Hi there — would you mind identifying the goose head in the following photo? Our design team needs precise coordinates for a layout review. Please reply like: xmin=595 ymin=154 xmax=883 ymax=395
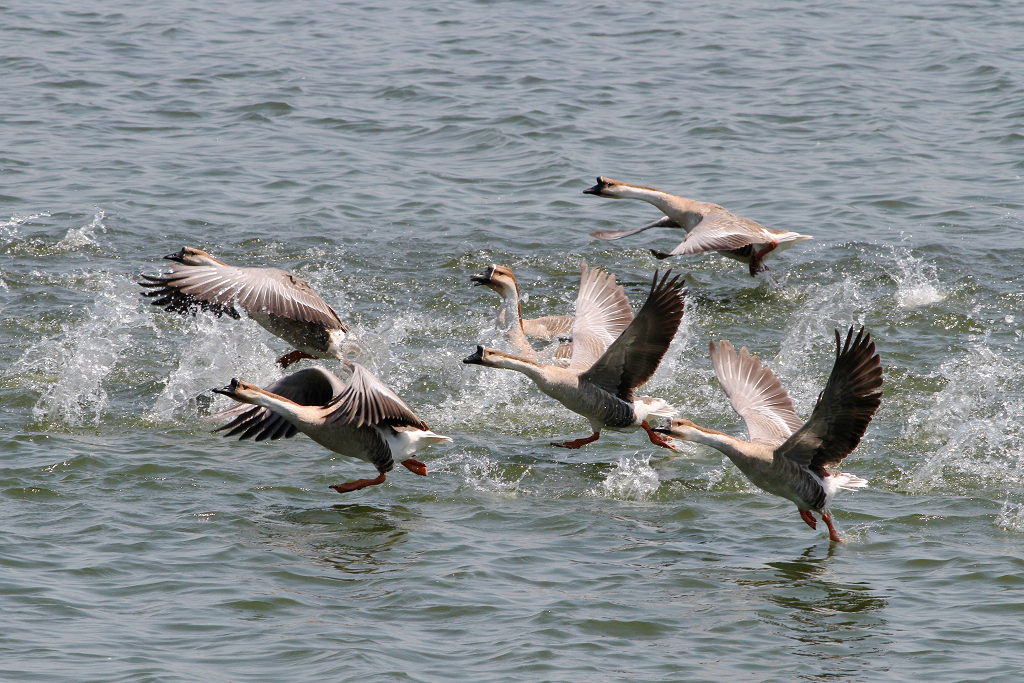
xmin=652 ymin=418 xmax=708 ymax=441
xmin=470 ymin=264 xmax=520 ymax=298
xmin=462 ymin=345 xmax=539 ymax=370
xmin=583 ymin=176 xmax=631 ymax=198
xmin=212 ymin=378 xmax=264 ymax=405
xmin=164 ymin=246 xmax=227 ymax=267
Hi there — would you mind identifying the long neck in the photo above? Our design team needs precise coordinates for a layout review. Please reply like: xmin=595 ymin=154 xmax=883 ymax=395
xmin=242 ymin=387 xmax=319 ymax=425
xmin=494 ymin=285 xmax=536 ymax=359
xmin=682 ymin=424 xmax=754 ymax=464
xmin=614 ymin=185 xmax=708 ymax=227
xmin=485 ymin=351 xmax=548 ymax=384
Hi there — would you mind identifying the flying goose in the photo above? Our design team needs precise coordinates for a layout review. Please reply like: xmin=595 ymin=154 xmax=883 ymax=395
xmin=212 ymin=363 xmax=451 ymax=493
xmin=471 ymin=263 xmax=575 ymax=361
xmin=140 ymin=247 xmax=351 ymax=367
xmin=464 ymin=268 xmax=685 ymax=450
xmin=654 ymin=327 xmax=882 ymax=543
xmin=583 ymin=176 xmax=811 ymax=276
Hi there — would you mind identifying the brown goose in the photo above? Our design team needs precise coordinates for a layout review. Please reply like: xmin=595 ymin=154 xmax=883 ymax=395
xmin=212 ymin=363 xmax=451 ymax=493
xmin=470 ymin=263 xmax=579 ymax=363
xmin=654 ymin=327 xmax=882 ymax=543
xmin=464 ymin=268 xmax=685 ymax=450
xmin=583 ymin=176 xmax=812 ymax=276
xmin=140 ymin=247 xmax=350 ymax=367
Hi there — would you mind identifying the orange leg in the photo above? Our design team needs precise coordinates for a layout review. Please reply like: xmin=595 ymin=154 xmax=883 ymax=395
xmin=553 ymin=431 xmax=600 ymax=449
xmin=401 ymin=458 xmax=428 ymax=476
xmin=821 ymin=511 xmax=845 ymax=544
xmin=799 ymin=508 xmax=817 ymax=530
xmin=277 ymin=350 xmax=316 ymax=368
xmin=642 ymin=420 xmax=678 ymax=450
xmin=330 ymin=472 xmax=386 ymax=494
xmin=748 ymin=241 xmax=778 ymax=277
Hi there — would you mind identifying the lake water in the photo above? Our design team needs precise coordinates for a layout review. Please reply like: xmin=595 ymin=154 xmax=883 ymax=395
xmin=3 ymin=1 xmax=1024 ymax=681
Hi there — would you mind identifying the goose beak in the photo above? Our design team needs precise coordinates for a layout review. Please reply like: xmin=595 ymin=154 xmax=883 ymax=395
xmin=582 ymin=176 xmax=606 ymax=195
xmin=462 ymin=346 xmax=485 ymax=365
xmin=651 ymin=426 xmax=672 ymax=435
xmin=470 ymin=265 xmax=496 ymax=286
xmin=163 ymin=248 xmax=187 ymax=262
xmin=211 ymin=378 xmax=240 ymax=397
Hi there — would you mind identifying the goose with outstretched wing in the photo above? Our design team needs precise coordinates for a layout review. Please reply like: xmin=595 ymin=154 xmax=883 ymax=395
xmin=655 ymin=327 xmax=883 ymax=543
xmin=212 ymin=362 xmax=451 ymax=494
xmin=141 ymin=247 xmax=351 ymax=367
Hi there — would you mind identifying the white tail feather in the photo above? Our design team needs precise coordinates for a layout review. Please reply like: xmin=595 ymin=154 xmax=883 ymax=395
xmin=634 ymin=397 xmax=677 ymax=420
xmin=833 ymin=472 xmax=868 ymax=491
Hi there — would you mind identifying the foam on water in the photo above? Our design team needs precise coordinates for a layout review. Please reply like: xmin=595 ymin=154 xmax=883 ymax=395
xmin=7 ymin=273 xmax=148 ymax=428
xmin=594 ymin=454 xmax=660 ymax=500
xmin=54 ymin=211 xmax=106 ymax=253
xmin=1 ymin=212 xmax=50 ymax=241
xmin=146 ymin=313 xmax=282 ymax=424
xmin=888 ymin=246 xmax=946 ymax=309
xmin=432 ymin=451 xmax=531 ymax=495
xmin=903 ymin=339 xmax=1024 ymax=496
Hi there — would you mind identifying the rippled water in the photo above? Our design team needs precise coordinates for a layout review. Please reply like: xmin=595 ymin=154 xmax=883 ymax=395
xmin=3 ymin=1 xmax=1024 ymax=680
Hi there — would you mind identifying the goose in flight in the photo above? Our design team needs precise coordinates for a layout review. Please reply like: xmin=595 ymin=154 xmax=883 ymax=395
xmin=654 ymin=327 xmax=882 ymax=542
xmin=212 ymin=363 xmax=451 ymax=493
xmin=141 ymin=247 xmax=350 ymax=367
xmin=464 ymin=267 xmax=685 ymax=450
xmin=583 ymin=176 xmax=811 ymax=276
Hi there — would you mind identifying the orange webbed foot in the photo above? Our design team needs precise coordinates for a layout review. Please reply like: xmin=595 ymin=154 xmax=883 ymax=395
xmin=643 ymin=421 xmax=678 ymax=451
xmin=799 ymin=509 xmax=817 ymax=530
xmin=277 ymin=350 xmax=316 ymax=368
xmin=822 ymin=511 xmax=845 ymax=544
xmin=552 ymin=432 xmax=601 ymax=449
xmin=401 ymin=458 xmax=428 ymax=476
xmin=330 ymin=472 xmax=387 ymax=493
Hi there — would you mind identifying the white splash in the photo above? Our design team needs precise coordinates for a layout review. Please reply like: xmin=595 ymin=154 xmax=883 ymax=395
xmin=432 ymin=451 xmax=530 ymax=494
xmin=55 ymin=211 xmax=106 ymax=252
xmin=1 ymin=212 xmax=50 ymax=240
xmin=888 ymin=247 xmax=945 ymax=308
xmin=997 ymin=500 xmax=1024 ymax=533
xmin=903 ymin=341 xmax=1024 ymax=493
xmin=8 ymin=274 xmax=146 ymax=427
xmin=597 ymin=454 xmax=660 ymax=499
xmin=147 ymin=314 xmax=280 ymax=423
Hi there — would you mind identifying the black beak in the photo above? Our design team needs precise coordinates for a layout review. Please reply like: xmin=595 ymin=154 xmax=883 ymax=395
xmin=651 ymin=426 xmax=672 ymax=435
xmin=582 ymin=176 xmax=605 ymax=195
xmin=163 ymin=247 xmax=187 ymax=262
xmin=470 ymin=265 xmax=496 ymax=286
xmin=462 ymin=346 xmax=485 ymax=364
xmin=211 ymin=378 xmax=240 ymax=397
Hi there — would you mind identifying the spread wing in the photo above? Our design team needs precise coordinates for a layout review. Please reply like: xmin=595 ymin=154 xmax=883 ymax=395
xmin=580 ymin=270 xmax=686 ymax=400
xmin=591 ymin=216 xmax=679 ymax=241
xmin=567 ymin=263 xmax=634 ymax=370
xmin=326 ymin=362 xmax=428 ymax=430
xmin=656 ymin=212 xmax=767 ymax=257
xmin=141 ymin=262 xmax=346 ymax=329
xmin=212 ymin=366 xmax=345 ymax=441
xmin=710 ymin=339 xmax=803 ymax=446
xmin=774 ymin=327 xmax=883 ymax=476
xmin=524 ymin=314 xmax=574 ymax=340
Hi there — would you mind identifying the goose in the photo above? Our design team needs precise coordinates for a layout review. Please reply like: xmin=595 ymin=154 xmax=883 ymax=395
xmin=464 ymin=268 xmax=685 ymax=450
xmin=140 ymin=247 xmax=351 ymax=367
xmin=471 ymin=263 xmax=575 ymax=361
xmin=212 ymin=363 xmax=452 ymax=493
xmin=653 ymin=327 xmax=882 ymax=543
xmin=583 ymin=176 xmax=812 ymax=276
